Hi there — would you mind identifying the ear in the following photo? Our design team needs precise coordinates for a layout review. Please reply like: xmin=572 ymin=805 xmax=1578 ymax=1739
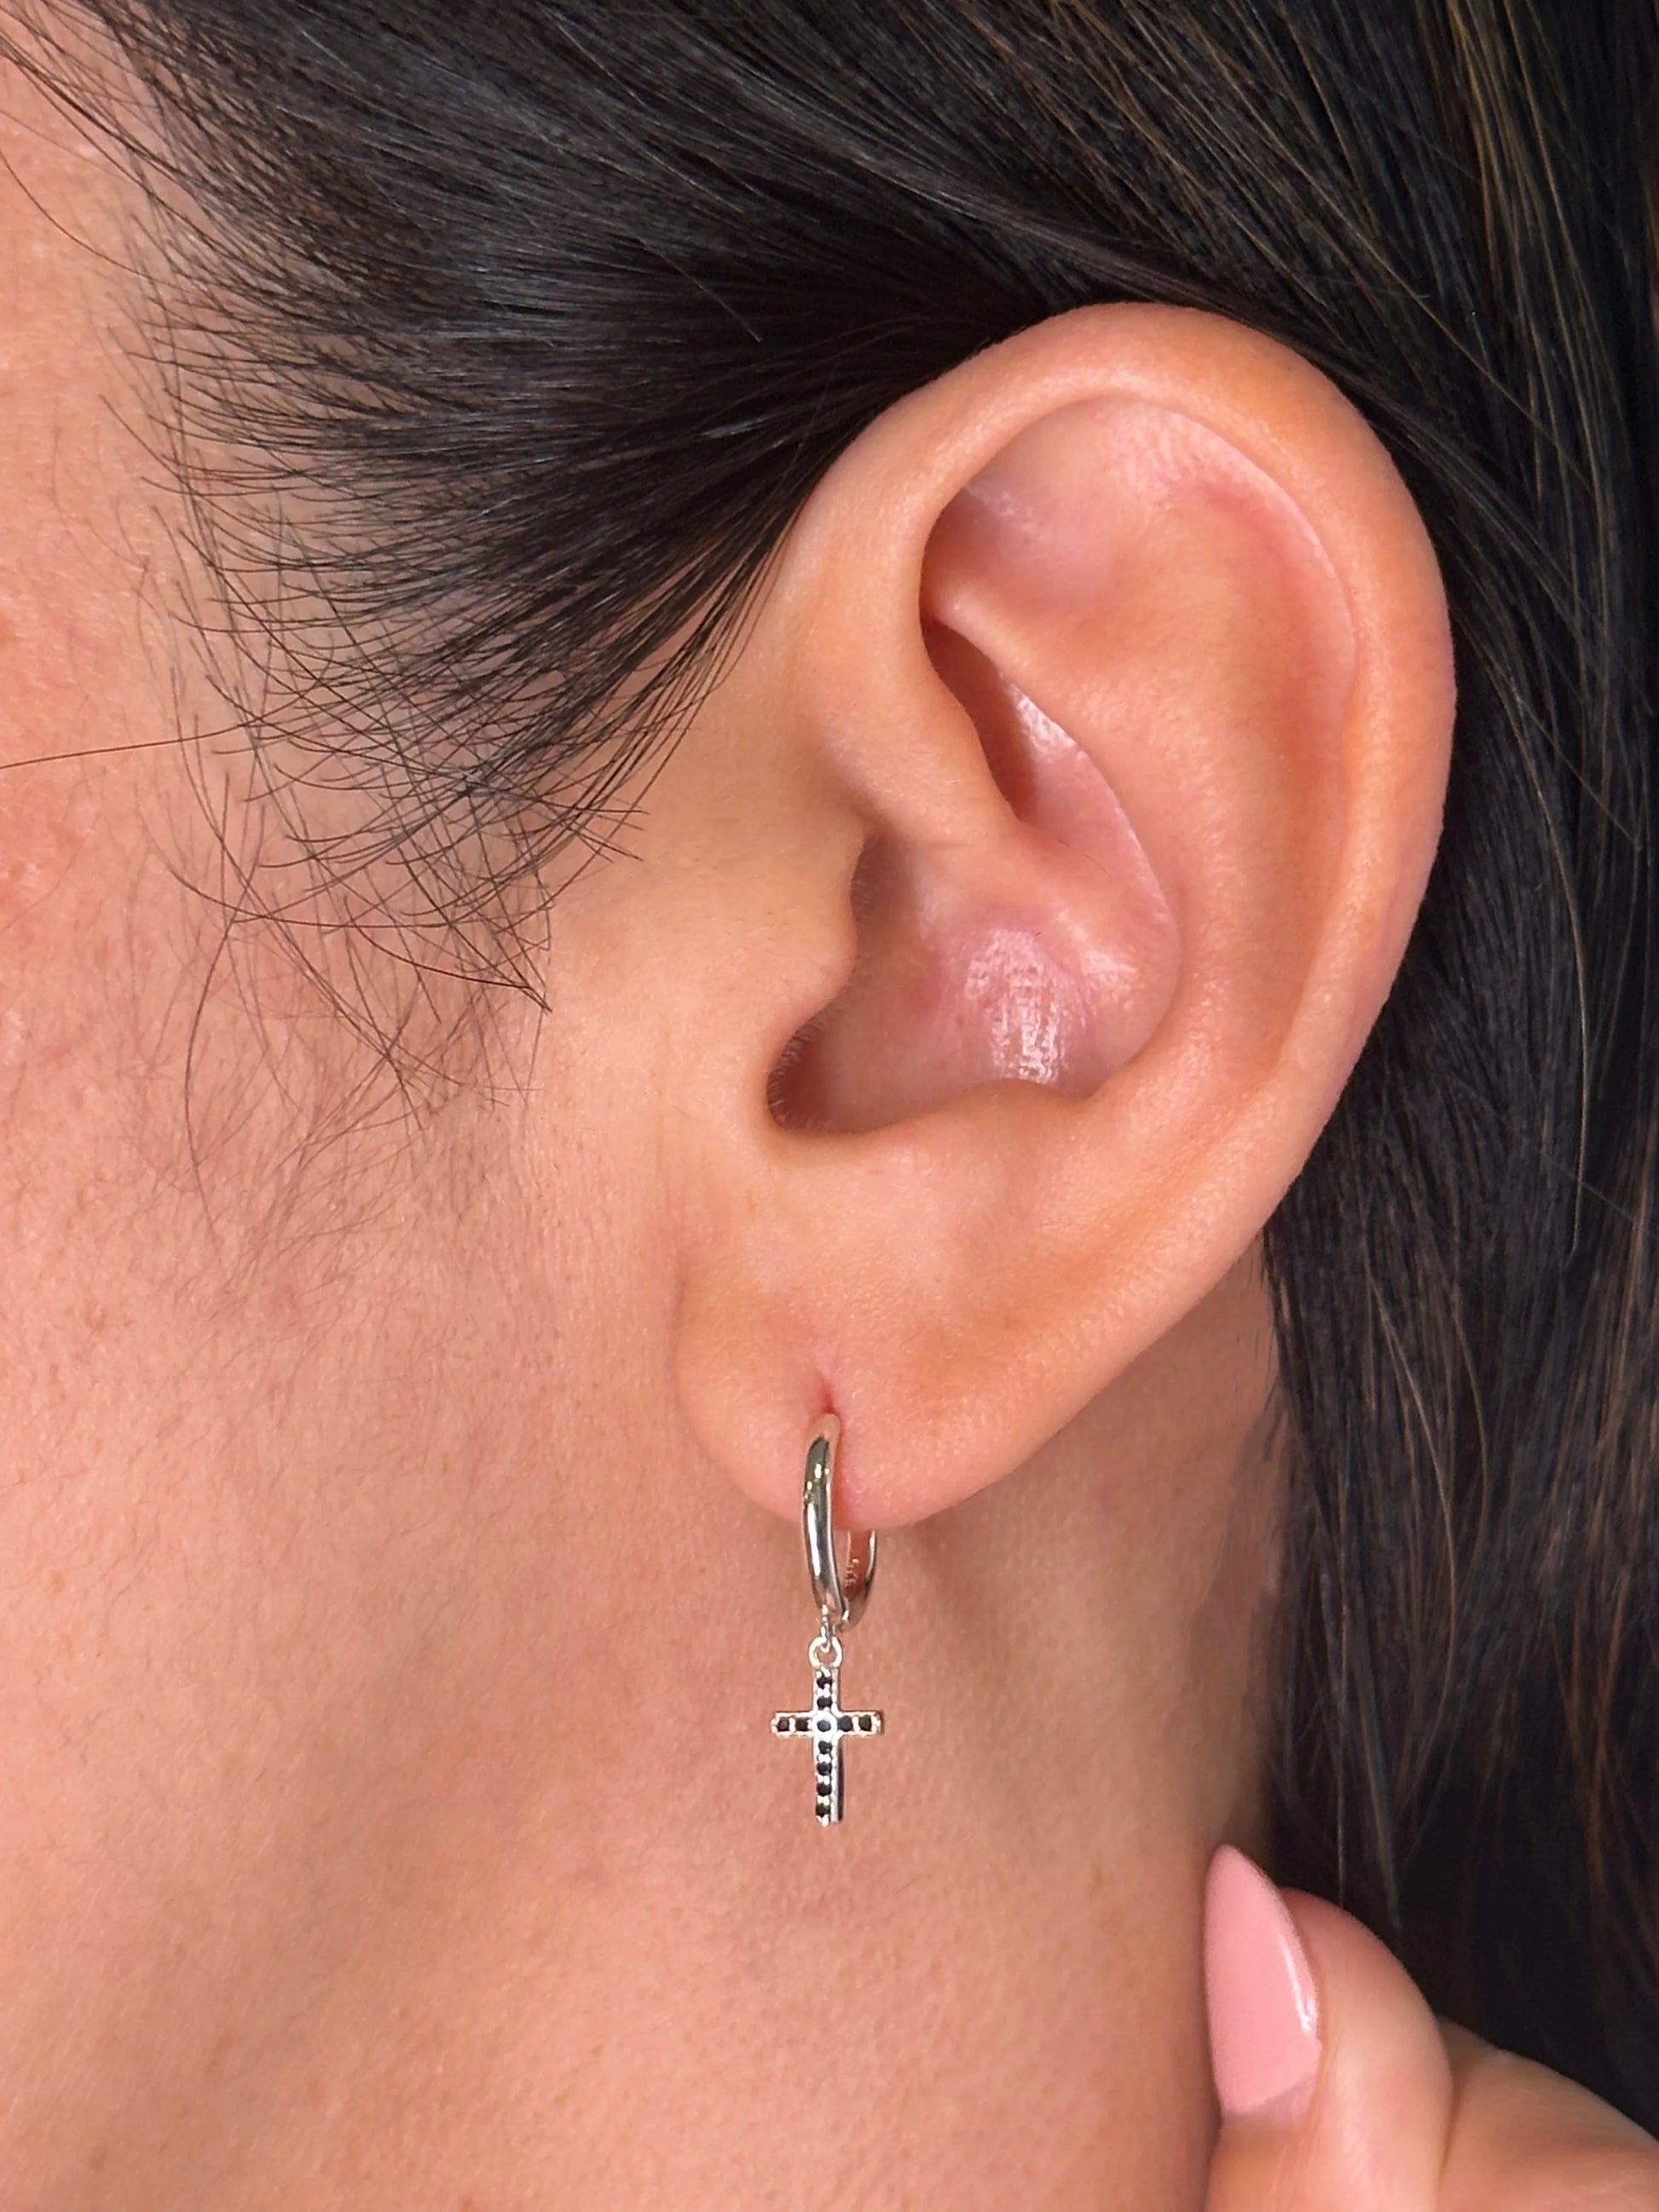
xmin=658 ymin=303 xmax=1453 ymax=1528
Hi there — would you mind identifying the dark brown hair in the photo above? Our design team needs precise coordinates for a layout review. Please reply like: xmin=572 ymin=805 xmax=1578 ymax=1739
xmin=11 ymin=0 xmax=1659 ymax=2127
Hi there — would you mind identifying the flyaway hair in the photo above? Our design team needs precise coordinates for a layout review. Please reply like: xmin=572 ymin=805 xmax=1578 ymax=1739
xmin=7 ymin=0 xmax=1658 ymax=2127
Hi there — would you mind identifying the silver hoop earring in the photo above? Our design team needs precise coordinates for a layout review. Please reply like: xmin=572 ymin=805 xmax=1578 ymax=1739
xmin=770 ymin=1413 xmax=885 ymax=1826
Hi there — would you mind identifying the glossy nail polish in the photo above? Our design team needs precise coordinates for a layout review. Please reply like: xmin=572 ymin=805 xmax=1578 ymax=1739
xmin=1203 ymin=1845 xmax=1323 ymax=2122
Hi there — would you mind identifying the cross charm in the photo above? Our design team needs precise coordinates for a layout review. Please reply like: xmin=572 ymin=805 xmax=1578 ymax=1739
xmin=772 ymin=1655 xmax=884 ymax=1825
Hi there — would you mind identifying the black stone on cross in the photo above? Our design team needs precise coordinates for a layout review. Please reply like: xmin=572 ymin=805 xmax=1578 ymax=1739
xmin=772 ymin=1663 xmax=883 ymax=1825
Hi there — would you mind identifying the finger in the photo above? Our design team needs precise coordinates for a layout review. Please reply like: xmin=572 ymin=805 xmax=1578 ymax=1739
xmin=1203 ymin=1845 xmax=1454 ymax=2212
xmin=1438 ymin=2030 xmax=1659 ymax=2211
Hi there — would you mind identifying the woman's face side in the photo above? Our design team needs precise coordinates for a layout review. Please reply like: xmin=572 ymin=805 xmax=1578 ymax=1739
xmin=0 ymin=37 xmax=1423 ymax=2207
xmin=0 ymin=52 xmax=738 ymax=2178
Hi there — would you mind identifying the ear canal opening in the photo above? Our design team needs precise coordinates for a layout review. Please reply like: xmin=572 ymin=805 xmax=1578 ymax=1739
xmin=766 ymin=624 xmax=1180 ymax=1137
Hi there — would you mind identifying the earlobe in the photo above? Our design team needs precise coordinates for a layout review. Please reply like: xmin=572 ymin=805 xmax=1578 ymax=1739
xmin=666 ymin=306 xmax=1454 ymax=1528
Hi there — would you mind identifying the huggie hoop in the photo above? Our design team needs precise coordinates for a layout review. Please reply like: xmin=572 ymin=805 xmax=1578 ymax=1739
xmin=774 ymin=1415 xmax=887 ymax=1826
xmin=802 ymin=1414 xmax=877 ymax=1632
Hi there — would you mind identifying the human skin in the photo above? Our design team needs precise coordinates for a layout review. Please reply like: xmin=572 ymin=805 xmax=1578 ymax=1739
xmin=0 ymin=56 xmax=1283 ymax=2210
xmin=6 ymin=32 xmax=1654 ymax=2212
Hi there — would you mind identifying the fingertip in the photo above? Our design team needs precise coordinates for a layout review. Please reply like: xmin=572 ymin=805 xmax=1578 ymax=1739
xmin=1279 ymin=1885 xmax=1458 ymax=2159
xmin=1203 ymin=1868 xmax=1457 ymax=2212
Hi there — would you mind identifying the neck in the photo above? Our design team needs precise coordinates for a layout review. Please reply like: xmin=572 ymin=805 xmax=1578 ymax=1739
xmin=462 ymin=1297 xmax=1282 ymax=2209
xmin=15 ymin=1268 xmax=1278 ymax=2209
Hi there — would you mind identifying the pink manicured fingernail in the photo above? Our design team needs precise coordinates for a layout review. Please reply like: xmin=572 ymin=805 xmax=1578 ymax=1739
xmin=1203 ymin=1845 xmax=1323 ymax=2122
